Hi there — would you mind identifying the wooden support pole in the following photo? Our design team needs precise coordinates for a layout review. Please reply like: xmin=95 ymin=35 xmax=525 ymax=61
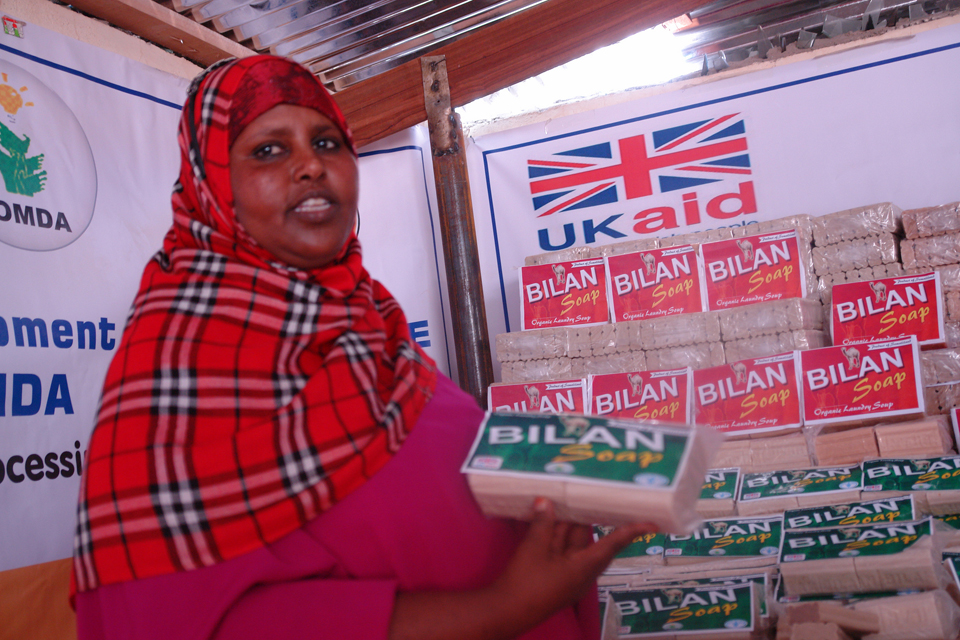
xmin=421 ymin=55 xmax=493 ymax=405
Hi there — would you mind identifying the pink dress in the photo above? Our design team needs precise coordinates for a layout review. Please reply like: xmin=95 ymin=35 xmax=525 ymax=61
xmin=75 ymin=374 xmax=600 ymax=639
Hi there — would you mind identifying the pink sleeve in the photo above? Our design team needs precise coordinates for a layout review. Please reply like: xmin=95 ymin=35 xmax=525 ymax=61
xmin=211 ymin=579 xmax=398 ymax=640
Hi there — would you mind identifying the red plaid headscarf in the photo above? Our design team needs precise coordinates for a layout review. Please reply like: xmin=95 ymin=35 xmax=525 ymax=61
xmin=72 ymin=55 xmax=437 ymax=591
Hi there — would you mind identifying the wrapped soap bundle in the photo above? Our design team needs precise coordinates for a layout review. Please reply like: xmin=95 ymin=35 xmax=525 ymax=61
xmin=830 ymin=271 xmax=946 ymax=349
xmin=735 ymin=465 xmax=862 ymax=517
xmin=602 ymin=582 xmax=766 ymax=640
xmin=818 ymin=263 xmax=905 ymax=306
xmin=811 ymin=203 xmax=903 ymax=277
xmin=462 ymin=412 xmax=721 ymax=531
xmin=862 ymin=455 xmax=960 ymax=516
xmin=901 ymin=201 xmax=960 ymax=270
xmin=921 ymin=347 xmax=960 ymax=415
xmin=778 ymin=517 xmax=952 ymax=597
xmin=662 ymin=515 xmax=783 ymax=566
xmin=782 ymin=494 xmax=918 ymax=531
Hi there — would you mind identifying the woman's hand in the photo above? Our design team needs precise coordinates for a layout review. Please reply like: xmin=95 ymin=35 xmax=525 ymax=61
xmin=389 ymin=499 xmax=656 ymax=640
xmin=489 ymin=498 xmax=655 ymax=633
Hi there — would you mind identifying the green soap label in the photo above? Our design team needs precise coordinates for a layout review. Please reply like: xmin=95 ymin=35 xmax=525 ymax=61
xmin=780 ymin=518 xmax=932 ymax=562
xmin=738 ymin=466 xmax=861 ymax=502
xmin=862 ymin=456 xmax=960 ymax=492
xmin=596 ymin=526 xmax=666 ymax=560
xmin=700 ymin=468 xmax=740 ymax=500
xmin=643 ymin=574 xmax=768 ymax=618
xmin=463 ymin=412 xmax=690 ymax=486
xmin=938 ymin=513 xmax=960 ymax=530
xmin=665 ymin=516 xmax=782 ymax=559
xmin=784 ymin=495 xmax=916 ymax=530
xmin=610 ymin=584 xmax=754 ymax=636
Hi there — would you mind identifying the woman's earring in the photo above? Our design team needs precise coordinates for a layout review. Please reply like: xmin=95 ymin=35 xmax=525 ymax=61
xmin=355 ymin=209 xmax=361 ymax=236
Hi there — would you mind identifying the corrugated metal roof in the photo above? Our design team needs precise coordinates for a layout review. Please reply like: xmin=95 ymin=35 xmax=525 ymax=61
xmin=169 ymin=0 xmax=551 ymax=90
xmin=158 ymin=0 xmax=958 ymax=92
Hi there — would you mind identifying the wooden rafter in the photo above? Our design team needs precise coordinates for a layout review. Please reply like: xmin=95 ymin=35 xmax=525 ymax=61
xmin=64 ymin=0 xmax=253 ymax=66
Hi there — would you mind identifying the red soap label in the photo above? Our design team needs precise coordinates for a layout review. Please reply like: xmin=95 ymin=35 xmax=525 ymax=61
xmin=586 ymin=368 xmax=692 ymax=424
xmin=832 ymin=272 xmax=944 ymax=347
xmin=519 ymin=259 xmax=610 ymax=330
xmin=606 ymin=245 xmax=703 ymax=322
xmin=700 ymin=230 xmax=806 ymax=311
xmin=694 ymin=352 xmax=802 ymax=435
xmin=800 ymin=337 xmax=924 ymax=426
xmin=488 ymin=379 xmax=586 ymax=414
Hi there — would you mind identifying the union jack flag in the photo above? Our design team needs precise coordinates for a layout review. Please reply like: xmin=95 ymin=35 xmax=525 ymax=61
xmin=528 ymin=114 xmax=751 ymax=217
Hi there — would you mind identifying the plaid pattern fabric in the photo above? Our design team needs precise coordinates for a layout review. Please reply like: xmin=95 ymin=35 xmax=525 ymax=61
xmin=73 ymin=56 xmax=437 ymax=591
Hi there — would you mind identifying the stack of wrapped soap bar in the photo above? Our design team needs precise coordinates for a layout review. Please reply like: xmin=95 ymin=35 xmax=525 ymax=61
xmin=921 ymin=348 xmax=960 ymax=416
xmin=501 ymin=200 xmax=960 ymax=639
xmin=811 ymin=202 xmax=902 ymax=275
xmin=903 ymin=202 xmax=960 ymax=345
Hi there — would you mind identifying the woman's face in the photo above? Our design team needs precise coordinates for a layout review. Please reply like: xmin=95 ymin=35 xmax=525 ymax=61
xmin=229 ymin=103 xmax=359 ymax=270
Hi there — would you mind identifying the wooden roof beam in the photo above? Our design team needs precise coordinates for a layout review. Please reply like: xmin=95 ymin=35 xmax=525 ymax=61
xmin=63 ymin=0 xmax=253 ymax=67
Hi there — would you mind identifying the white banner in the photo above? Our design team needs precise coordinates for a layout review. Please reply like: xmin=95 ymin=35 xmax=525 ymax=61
xmin=358 ymin=127 xmax=454 ymax=377
xmin=0 ymin=19 xmax=188 ymax=572
xmin=0 ymin=23 xmax=449 ymax=571
xmin=468 ymin=20 xmax=960 ymax=354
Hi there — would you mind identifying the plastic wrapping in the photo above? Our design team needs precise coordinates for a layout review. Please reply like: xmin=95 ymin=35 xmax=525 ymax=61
xmin=909 ymin=263 xmax=960 ymax=292
xmin=570 ymin=351 xmax=646 ymax=377
xmin=901 ymin=233 xmax=960 ymax=270
xmin=500 ymin=357 xmax=572 ymax=383
xmin=947 ymin=291 xmax=960 ymax=322
xmin=597 ymin=237 xmax=660 ymax=257
xmin=524 ymin=245 xmax=593 ymax=266
xmin=724 ymin=330 xmax=829 ymax=362
xmin=644 ymin=341 xmax=725 ymax=371
xmin=495 ymin=327 xmax=568 ymax=363
xmin=733 ymin=214 xmax=815 ymax=244
xmin=920 ymin=348 xmax=960 ymax=385
xmin=718 ymin=298 xmax=823 ymax=341
xmin=851 ymin=589 xmax=960 ymax=640
xmin=812 ymin=202 xmax=903 ymax=246
xmin=819 ymin=263 xmax=906 ymax=305
xmin=902 ymin=201 xmax=960 ymax=239
xmin=947 ymin=322 xmax=960 ymax=349
xmin=659 ymin=226 xmax=733 ymax=249
xmin=566 ymin=324 xmax=619 ymax=358
xmin=812 ymin=233 xmax=900 ymax=276
xmin=923 ymin=383 xmax=960 ymax=416
xmin=638 ymin=312 xmax=721 ymax=349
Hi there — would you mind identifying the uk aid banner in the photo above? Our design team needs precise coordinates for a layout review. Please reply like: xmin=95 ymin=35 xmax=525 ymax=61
xmin=468 ymin=19 xmax=960 ymax=357
xmin=0 ymin=22 xmax=451 ymax=573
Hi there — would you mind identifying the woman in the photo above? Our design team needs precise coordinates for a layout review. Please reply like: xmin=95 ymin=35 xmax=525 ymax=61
xmin=72 ymin=54 xmax=650 ymax=640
